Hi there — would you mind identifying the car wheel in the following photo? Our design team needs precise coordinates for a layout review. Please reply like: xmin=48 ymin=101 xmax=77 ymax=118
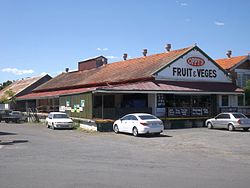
xmin=228 ymin=124 xmax=235 ymax=131
xmin=114 ymin=125 xmax=119 ymax=134
xmin=243 ymin=128 xmax=249 ymax=132
xmin=5 ymin=120 xmax=9 ymax=123
xmin=132 ymin=127 xmax=138 ymax=137
xmin=46 ymin=122 xmax=49 ymax=128
xmin=154 ymin=132 xmax=161 ymax=136
xmin=207 ymin=122 xmax=213 ymax=129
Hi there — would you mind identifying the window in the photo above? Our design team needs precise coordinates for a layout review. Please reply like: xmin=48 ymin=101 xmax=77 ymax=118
xmin=238 ymin=95 xmax=244 ymax=106
xmin=232 ymin=113 xmax=247 ymax=119
xmin=121 ymin=115 xmax=138 ymax=120
xmin=222 ymin=114 xmax=231 ymax=119
xmin=216 ymin=114 xmax=230 ymax=119
xmin=139 ymin=115 xmax=157 ymax=120
xmin=237 ymin=72 xmax=250 ymax=88
xmin=221 ymin=95 xmax=229 ymax=106
xmin=157 ymin=94 xmax=165 ymax=108
xmin=53 ymin=113 xmax=68 ymax=119
xmin=130 ymin=115 xmax=138 ymax=120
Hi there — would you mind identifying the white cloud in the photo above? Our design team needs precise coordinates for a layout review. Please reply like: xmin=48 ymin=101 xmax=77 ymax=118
xmin=214 ymin=21 xmax=225 ymax=26
xmin=180 ymin=3 xmax=188 ymax=6
xmin=1 ymin=68 xmax=35 ymax=75
xmin=176 ymin=1 xmax=188 ymax=6
xmin=106 ymin=56 xmax=118 ymax=59
xmin=97 ymin=47 xmax=109 ymax=51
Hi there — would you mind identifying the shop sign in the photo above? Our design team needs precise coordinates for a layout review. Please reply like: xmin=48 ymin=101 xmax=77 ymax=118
xmin=59 ymin=106 xmax=66 ymax=112
xmin=187 ymin=57 xmax=205 ymax=66
xmin=80 ymin=100 xmax=85 ymax=107
xmin=172 ymin=56 xmax=217 ymax=78
xmin=168 ymin=107 xmax=190 ymax=117
xmin=167 ymin=107 xmax=210 ymax=117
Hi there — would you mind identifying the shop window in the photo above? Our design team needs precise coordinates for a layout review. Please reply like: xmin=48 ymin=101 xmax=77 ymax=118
xmin=93 ymin=95 xmax=115 ymax=108
xmin=175 ymin=95 xmax=191 ymax=107
xmin=238 ymin=95 xmax=244 ymax=106
xmin=157 ymin=94 xmax=165 ymax=108
xmin=221 ymin=95 xmax=229 ymax=106
xmin=122 ymin=94 xmax=148 ymax=108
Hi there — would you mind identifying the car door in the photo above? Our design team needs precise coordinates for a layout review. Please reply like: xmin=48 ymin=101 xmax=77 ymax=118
xmin=119 ymin=115 xmax=130 ymax=133
xmin=213 ymin=114 xmax=224 ymax=128
xmin=214 ymin=114 xmax=230 ymax=128
xmin=127 ymin=115 xmax=138 ymax=133
xmin=221 ymin=114 xmax=231 ymax=129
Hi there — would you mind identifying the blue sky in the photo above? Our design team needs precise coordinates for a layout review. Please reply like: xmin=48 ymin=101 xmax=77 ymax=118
xmin=0 ymin=0 xmax=249 ymax=83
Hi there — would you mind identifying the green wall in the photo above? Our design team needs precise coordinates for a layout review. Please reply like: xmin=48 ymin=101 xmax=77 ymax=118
xmin=59 ymin=92 xmax=93 ymax=119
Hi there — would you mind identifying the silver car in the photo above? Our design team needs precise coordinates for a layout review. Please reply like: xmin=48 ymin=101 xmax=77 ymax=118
xmin=206 ymin=113 xmax=250 ymax=131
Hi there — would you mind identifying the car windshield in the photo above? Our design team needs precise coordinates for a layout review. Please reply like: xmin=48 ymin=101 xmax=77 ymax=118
xmin=232 ymin=113 xmax=247 ymax=119
xmin=138 ymin=115 xmax=158 ymax=120
xmin=53 ymin=114 xmax=69 ymax=118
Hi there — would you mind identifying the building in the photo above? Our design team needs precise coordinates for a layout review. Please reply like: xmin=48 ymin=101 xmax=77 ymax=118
xmin=216 ymin=51 xmax=250 ymax=88
xmin=0 ymin=74 xmax=52 ymax=111
xmin=216 ymin=51 xmax=250 ymax=108
xmin=17 ymin=45 xmax=243 ymax=128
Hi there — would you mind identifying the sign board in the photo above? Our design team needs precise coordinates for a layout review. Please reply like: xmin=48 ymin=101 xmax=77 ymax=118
xmin=157 ymin=49 xmax=231 ymax=83
xmin=167 ymin=107 xmax=210 ymax=117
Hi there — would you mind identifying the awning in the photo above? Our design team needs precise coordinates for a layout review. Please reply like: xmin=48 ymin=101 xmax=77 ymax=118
xmin=17 ymin=87 xmax=96 ymax=100
xmin=17 ymin=80 xmax=243 ymax=100
xmin=94 ymin=81 xmax=243 ymax=94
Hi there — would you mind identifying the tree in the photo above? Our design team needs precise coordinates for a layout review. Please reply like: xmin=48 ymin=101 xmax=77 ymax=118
xmin=0 ymin=80 xmax=12 ymax=90
xmin=0 ymin=89 xmax=16 ymax=104
xmin=244 ymin=80 xmax=250 ymax=105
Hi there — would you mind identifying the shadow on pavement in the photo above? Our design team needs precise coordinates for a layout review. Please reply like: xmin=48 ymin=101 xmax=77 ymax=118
xmin=0 ymin=140 xmax=28 ymax=145
xmin=0 ymin=132 xmax=17 ymax=136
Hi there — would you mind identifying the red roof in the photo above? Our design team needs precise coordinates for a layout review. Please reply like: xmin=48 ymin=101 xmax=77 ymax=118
xmin=35 ymin=46 xmax=193 ymax=92
xmin=17 ymin=80 xmax=242 ymax=100
xmin=17 ymin=87 xmax=96 ymax=100
xmin=98 ymin=81 xmax=243 ymax=93
xmin=215 ymin=55 xmax=247 ymax=70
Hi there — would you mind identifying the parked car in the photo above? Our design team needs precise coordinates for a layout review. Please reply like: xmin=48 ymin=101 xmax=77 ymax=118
xmin=206 ymin=112 xmax=250 ymax=131
xmin=45 ymin=112 xmax=73 ymax=129
xmin=0 ymin=110 xmax=27 ymax=123
xmin=113 ymin=113 xmax=164 ymax=136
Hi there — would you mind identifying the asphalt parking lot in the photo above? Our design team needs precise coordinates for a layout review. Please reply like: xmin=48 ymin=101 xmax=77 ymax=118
xmin=1 ymin=123 xmax=250 ymax=188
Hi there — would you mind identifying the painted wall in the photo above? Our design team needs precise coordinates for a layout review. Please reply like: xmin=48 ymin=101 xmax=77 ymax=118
xmin=59 ymin=92 xmax=93 ymax=119
xmin=157 ymin=49 xmax=231 ymax=83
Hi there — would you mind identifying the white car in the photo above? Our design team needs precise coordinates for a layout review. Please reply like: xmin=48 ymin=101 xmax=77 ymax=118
xmin=45 ymin=112 xmax=73 ymax=129
xmin=113 ymin=113 xmax=164 ymax=136
xmin=206 ymin=112 xmax=250 ymax=131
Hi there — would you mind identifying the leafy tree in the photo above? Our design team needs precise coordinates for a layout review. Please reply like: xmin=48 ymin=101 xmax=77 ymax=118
xmin=0 ymin=80 xmax=12 ymax=90
xmin=0 ymin=89 xmax=16 ymax=104
xmin=244 ymin=80 xmax=250 ymax=105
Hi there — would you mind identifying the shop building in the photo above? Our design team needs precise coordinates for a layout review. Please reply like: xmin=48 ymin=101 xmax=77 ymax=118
xmin=17 ymin=45 xmax=243 ymax=128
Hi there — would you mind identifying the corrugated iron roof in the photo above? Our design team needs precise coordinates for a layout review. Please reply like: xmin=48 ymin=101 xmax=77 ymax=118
xmin=97 ymin=80 xmax=243 ymax=93
xmin=18 ymin=80 xmax=242 ymax=100
xmin=0 ymin=75 xmax=49 ymax=99
xmin=17 ymin=87 xmax=96 ymax=100
xmin=216 ymin=55 xmax=248 ymax=70
xmin=35 ymin=46 xmax=193 ymax=92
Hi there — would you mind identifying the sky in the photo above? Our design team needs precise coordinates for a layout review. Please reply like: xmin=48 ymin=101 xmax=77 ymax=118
xmin=0 ymin=0 xmax=250 ymax=83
